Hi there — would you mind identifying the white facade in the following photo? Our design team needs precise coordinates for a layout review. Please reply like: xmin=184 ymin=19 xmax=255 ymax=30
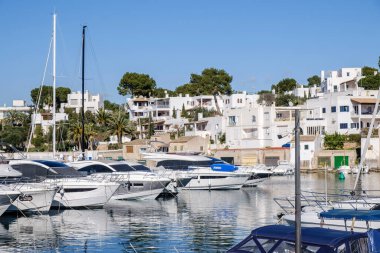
xmin=224 ymin=104 xmax=296 ymax=149
xmin=0 ymin=100 xmax=31 ymax=121
xmin=290 ymin=135 xmax=322 ymax=170
xmin=61 ymin=90 xmax=103 ymax=113
xmin=320 ymin=67 xmax=362 ymax=93
xmin=301 ymin=87 xmax=379 ymax=135
xmin=31 ymin=112 xmax=68 ymax=133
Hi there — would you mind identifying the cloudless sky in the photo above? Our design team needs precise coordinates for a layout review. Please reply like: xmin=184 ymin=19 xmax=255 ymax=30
xmin=1 ymin=0 xmax=380 ymax=105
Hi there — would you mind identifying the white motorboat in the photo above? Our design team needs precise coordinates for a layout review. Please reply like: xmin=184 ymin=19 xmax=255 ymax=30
xmin=144 ymin=153 xmax=249 ymax=190
xmin=237 ymin=164 xmax=272 ymax=187
xmin=271 ymin=160 xmax=294 ymax=175
xmin=282 ymin=207 xmax=380 ymax=232
xmin=351 ymin=165 xmax=370 ymax=174
xmin=68 ymin=160 xmax=172 ymax=200
xmin=8 ymin=160 xmax=120 ymax=208
xmin=337 ymin=165 xmax=351 ymax=175
xmin=0 ymin=185 xmax=20 ymax=216
xmin=0 ymin=163 xmax=57 ymax=213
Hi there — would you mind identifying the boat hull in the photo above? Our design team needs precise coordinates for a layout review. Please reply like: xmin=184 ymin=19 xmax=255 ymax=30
xmin=7 ymin=186 xmax=56 ymax=213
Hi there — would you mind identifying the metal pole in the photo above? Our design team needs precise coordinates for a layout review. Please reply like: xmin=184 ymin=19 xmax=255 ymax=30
xmin=81 ymin=25 xmax=87 ymax=159
xmin=52 ymin=13 xmax=56 ymax=158
xmin=295 ymin=109 xmax=301 ymax=252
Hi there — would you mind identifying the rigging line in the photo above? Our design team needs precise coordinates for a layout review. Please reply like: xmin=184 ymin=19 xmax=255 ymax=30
xmin=87 ymin=28 xmax=106 ymax=92
xmin=27 ymin=36 xmax=53 ymax=153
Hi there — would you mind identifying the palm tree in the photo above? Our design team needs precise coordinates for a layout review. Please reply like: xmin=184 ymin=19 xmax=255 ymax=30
xmin=85 ymin=123 xmax=97 ymax=150
xmin=108 ymin=112 xmax=135 ymax=145
xmin=4 ymin=110 xmax=28 ymax=126
xmin=95 ymin=108 xmax=110 ymax=127
xmin=68 ymin=121 xmax=83 ymax=151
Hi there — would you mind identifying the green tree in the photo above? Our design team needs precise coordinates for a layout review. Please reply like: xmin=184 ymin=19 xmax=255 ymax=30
xmin=359 ymin=74 xmax=380 ymax=90
xmin=181 ymin=103 xmax=187 ymax=118
xmin=175 ymin=68 xmax=233 ymax=96
xmin=32 ymin=124 xmax=45 ymax=150
xmin=147 ymin=112 xmax=155 ymax=138
xmin=104 ymin=100 xmax=121 ymax=112
xmin=362 ymin=66 xmax=378 ymax=76
xmin=96 ymin=108 xmax=111 ymax=127
xmin=324 ymin=132 xmax=345 ymax=150
xmin=108 ymin=112 xmax=135 ymax=145
xmin=307 ymin=75 xmax=321 ymax=87
xmin=4 ymin=110 xmax=29 ymax=127
xmin=56 ymin=87 xmax=71 ymax=109
xmin=257 ymin=92 xmax=275 ymax=105
xmin=172 ymin=107 xmax=177 ymax=119
xmin=275 ymin=94 xmax=305 ymax=106
xmin=152 ymin=88 xmax=176 ymax=98
xmin=272 ymin=78 xmax=297 ymax=94
xmin=0 ymin=125 xmax=28 ymax=149
xmin=117 ymin=72 xmax=156 ymax=97
xmin=68 ymin=121 xmax=83 ymax=151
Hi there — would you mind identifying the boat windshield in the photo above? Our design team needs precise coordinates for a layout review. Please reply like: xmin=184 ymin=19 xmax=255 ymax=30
xmin=131 ymin=165 xmax=151 ymax=171
xmin=34 ymin=160 xmax=69 ymax=168
xmin=110 ymin=164 xmax=135 ymax=172
xmin=157 ymin=160 xmax=214 ymax=170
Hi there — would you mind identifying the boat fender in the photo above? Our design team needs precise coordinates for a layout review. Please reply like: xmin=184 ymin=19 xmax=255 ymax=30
xmin=59 ymin=187 xmax=65 ymax=197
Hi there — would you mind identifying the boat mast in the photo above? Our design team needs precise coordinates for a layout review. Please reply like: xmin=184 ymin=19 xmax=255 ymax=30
xmin=81 ymin=25 xmax=87 ymax=159
xmin=52 ymin=13 xmax=57 ymax=158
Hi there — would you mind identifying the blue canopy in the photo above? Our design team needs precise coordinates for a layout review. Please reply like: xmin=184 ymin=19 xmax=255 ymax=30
xmin=211 ymin=163 xmax=237 ymax=172
xmin=320 ymin=209 xmax=380 ymax=221
xmin=250 ymin=225 xmax=365 ymax=247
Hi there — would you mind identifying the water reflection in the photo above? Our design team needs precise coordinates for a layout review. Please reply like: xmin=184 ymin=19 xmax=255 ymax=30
xmin=0 ymin=173 xmax=376 ymax=252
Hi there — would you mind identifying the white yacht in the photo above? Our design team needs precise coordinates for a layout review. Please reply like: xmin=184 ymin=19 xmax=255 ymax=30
xmin=0 ymin=163 xmax=57 ymax=213
xmin=271 ymin=160 xmax=294 ymax=175
xmin=144 ymin=153 xmax=250 ymax=190
xmin=68 ymin=160 xmax=172 ymax=200
xmin=0 ymin=185 xmax=20 ymax=216
xmin=8 ymin=160 xmax=120 ymax=208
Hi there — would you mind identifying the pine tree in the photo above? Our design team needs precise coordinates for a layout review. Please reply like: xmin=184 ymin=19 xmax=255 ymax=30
xmin=181 ymin=103 xmax=187 ymax=118
xmin=172 ymin=107 xmax=177 ymax=119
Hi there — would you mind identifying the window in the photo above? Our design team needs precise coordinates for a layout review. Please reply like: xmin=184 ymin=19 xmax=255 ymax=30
xmin=78 ymin=165 xmax=113 ymax=175
xmin=340 ymin=123 xmax=348 ymax=129
xmin=322 ymin=108 xmax=326 ymax=113
xmin=264 ymin=112 xmax=269 ymax=120
xmin=200 ymin=146 xmax=203 ymax=151
xmin=334 ymin=86 xmax=338 ymax=92
xmin=252 ymin=115 xmax=256 ymax=123
xmin=304 ymin=145 xmax=309 ymax=150
xmin=351 ymin=123 xmax=359 ymax=129
xmin=126 ymin=146 xmax=133 ymax=153
xmin=331 ymin=106 xmax=336 ymax=113
xmin=229 ymin=116 xmax=238 ymax=126
xmin=347 ymin=72 xmax=350 ymax=77
xmin=340 ymin=106 xmax=349 ymax=112
xmin=367 ymin=122 xmax=370 ymax=128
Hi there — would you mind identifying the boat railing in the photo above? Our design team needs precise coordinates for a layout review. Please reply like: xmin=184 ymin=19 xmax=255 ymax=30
xmin=275 ymin=190 xmax=380 ymax=214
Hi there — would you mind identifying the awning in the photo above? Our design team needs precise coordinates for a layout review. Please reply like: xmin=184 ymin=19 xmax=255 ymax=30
xmin=320 ymin=209 xmax=380 ymax=221
xmin=351 ymin=98 xmax=377 ymax=104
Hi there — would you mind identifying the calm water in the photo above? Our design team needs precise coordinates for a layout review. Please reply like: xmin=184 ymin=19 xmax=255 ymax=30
xmin=0 ymin=173 xmax=378 ymax=252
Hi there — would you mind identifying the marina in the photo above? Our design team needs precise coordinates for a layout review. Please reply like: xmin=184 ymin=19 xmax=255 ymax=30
xmin=0 ymin=173 xmax=376 ymax=252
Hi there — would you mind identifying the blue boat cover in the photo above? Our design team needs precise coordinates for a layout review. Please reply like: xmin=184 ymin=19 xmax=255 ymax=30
xmin=320 ymin=209 xmax=380 ymax=221
xmin=368 ymin=229 xmax=380 ymax=252
xmin=250 ymin=225 xmax=365 ymax=247
xmin=211 ymin=163 xmax=237 ymax=172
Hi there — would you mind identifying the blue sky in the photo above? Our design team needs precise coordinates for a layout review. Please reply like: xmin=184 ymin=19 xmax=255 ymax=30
xmin=1 ymin=0 xmax=380 ymax=105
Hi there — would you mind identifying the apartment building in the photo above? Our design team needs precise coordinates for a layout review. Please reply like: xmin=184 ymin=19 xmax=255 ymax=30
xmin=61 ymin=90 xmax=103 ymax=113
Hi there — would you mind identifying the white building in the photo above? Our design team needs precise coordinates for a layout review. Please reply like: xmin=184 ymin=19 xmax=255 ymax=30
xmin=0 ymin=100 xmax=31 ymax=121
xmin=290 ymin=135 xmax=322 ymax=170
xmin=320 ymin=67 xmax=363 ymax=93
xmin=61 ymin=90 xmax=103 ymax=113
xmin=31 ymin=112 xmax=68 ymax=133
xmin=301 ymin=87 xmax=379 ymax=135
